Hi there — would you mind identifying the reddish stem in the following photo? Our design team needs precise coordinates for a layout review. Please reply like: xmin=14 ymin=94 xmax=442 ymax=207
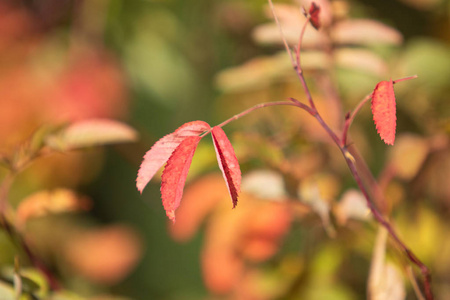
xmin=216 ymin=101 xmax=297 ymax=128
xmin=267 ymin=0 xmax=296 ymax=67
xmin=393 ymin=75 xmax=418 ymax=84
xmin=200 ymin=101 xmax=300 ymax=138
xmin=342 ymin=93 xmax=371 ymax=146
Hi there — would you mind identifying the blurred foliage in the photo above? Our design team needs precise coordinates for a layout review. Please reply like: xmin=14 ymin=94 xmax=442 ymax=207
xmin=0 ymin=0 xmax=449 ymax=299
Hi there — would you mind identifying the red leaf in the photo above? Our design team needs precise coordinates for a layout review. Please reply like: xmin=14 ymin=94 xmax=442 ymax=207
xmin=371 ymin=79 xmax=396 ymax=145
xmin=136 ymin=121 xmax=210 ymax=193
xmin=211 ymin=127 xmax=241 ymax=208
xmin=161 ymin=136 xmax=201 ymax=222
xmin=309 ymin=2 xmax=321 ymax=30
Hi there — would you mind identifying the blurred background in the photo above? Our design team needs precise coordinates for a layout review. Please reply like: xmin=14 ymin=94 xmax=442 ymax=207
xmin=0 ymin=0 xmax=449 ymax=299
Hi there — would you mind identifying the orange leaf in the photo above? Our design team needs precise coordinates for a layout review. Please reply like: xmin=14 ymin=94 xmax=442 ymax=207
xmin=161 ymin=135 xmax=202 ymax=222
xmin=136 ymin=121 xmax=210 ymax=193
xmin=371 ymin=79 xmax=396 ymax=145
xmin=211 ymin=127 xmax=241 ymax=208
xmin=16 ymin=189 xmax=91 ymax=230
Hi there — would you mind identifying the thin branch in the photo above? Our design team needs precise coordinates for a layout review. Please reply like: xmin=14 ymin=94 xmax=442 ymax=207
xmin=295 ymin=15 xmax=310 ymax=72
xmin=200 ymin=101 xmax=299 ymax=137
xmin=293 ymin=19 xmax=316 ymax=111
xmin=264 ymin=2 xmax=432 ymax=298
xmin=267 ymin=0 xmax=296 ymax=67
xmin=342 ymin=148 xmax=433 ymax=300
xmin=393 ymin=75 xmax=418 ymax=84
xmin=342 ymin=93 xmax=372 ymax=146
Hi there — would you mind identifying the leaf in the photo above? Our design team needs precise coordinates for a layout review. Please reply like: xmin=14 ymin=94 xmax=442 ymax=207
xmin=241 ymin=170 xmax=286 ymax=199
xmin=308 ymin=2 xmax=321 ymax=30
xmin=368 ymin=227 xmax=406 ymax=300
xmin=334 ymin=189 xmax=370 ymax=225
xmin=388 ymin=134 xmax=429 ymax=180
xmin=16 ymin=189 xmax=92 ymax=230
xmin=169 ymin=174 xmax=230 ymax=242
xmin=335 ymin=48 xmax=388 ymax=76
xmin=136 ymin=121 xmax=210 ymax=193
xmin=46 ymin=119 xmax=138 ymax=150
xmin=331 ymin=19 xmax=403 ymax=46
xmin=161 ymin=135 xmax=202 ymax=222
xmin=211 ymin=127 xmax=241 ymax=208
xmin=371 ymin=79 xmax=396 ymax=145
xmin=63 ymin=225 xmax=142 ymax=284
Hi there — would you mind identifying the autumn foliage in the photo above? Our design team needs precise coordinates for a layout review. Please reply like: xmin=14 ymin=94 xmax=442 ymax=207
xmin=137 ymin=121 xmax=242 ymax=222
xmin=371 ymin=79 xmax=397 ymax=145
xmin=135 ymin=1 xmax=437 ymax=299
xmin=1 ymin=0 xmax=448 ymax=299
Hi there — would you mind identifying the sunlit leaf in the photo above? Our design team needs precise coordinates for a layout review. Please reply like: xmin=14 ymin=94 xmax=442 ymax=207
xmin=211 ymin=127 xmax=241 ymax=208
xmin=335 ymin=49 xmax=388 ymax=76
xmin=46 ymin=119 xmax=138 ymax=150
xmin=371 ymin=79 xmax=396 ymax=145
xmin=368 ymin=227 xmax=406 ymax=300
xmin=161 ymin=135 xmax=202 ymax=222
xmin=388 ymin=134 xmax=429 ymax=180
xmin=334 ymin=189 xmax=371 ymax=225
xmin=136 ymin=121 xmax=210 ymax=193
xmin=241 ymin=170 xmax=286 ymax=199
xmin=215 ymin=52 xmax=329 ymax=92
xmin=332 ymin=19 xmax=403 ymax=46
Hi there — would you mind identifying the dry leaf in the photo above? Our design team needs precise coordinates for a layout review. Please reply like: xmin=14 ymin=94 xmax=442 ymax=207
xmin=308 ymin=2 xmax=321 ymax=30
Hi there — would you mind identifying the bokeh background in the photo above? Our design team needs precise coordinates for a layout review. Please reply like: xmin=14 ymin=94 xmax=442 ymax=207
xmin=0 ymin=0 xmax=449 ymax=299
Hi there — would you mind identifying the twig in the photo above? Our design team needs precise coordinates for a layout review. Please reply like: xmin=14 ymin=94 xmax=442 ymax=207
xmin=267 ymin=0 xmax=296 ymax=67
xmin=266 ymin=1 xmax=433 ymax=298
xmin=201 ymin=101 xmax=299 ymax=137
xmin=342 ymin=93 xmax=372 ymax=146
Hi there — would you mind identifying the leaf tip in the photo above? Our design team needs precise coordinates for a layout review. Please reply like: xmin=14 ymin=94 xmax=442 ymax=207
xmin=166 ymin=210 xmax=176 ymax=222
